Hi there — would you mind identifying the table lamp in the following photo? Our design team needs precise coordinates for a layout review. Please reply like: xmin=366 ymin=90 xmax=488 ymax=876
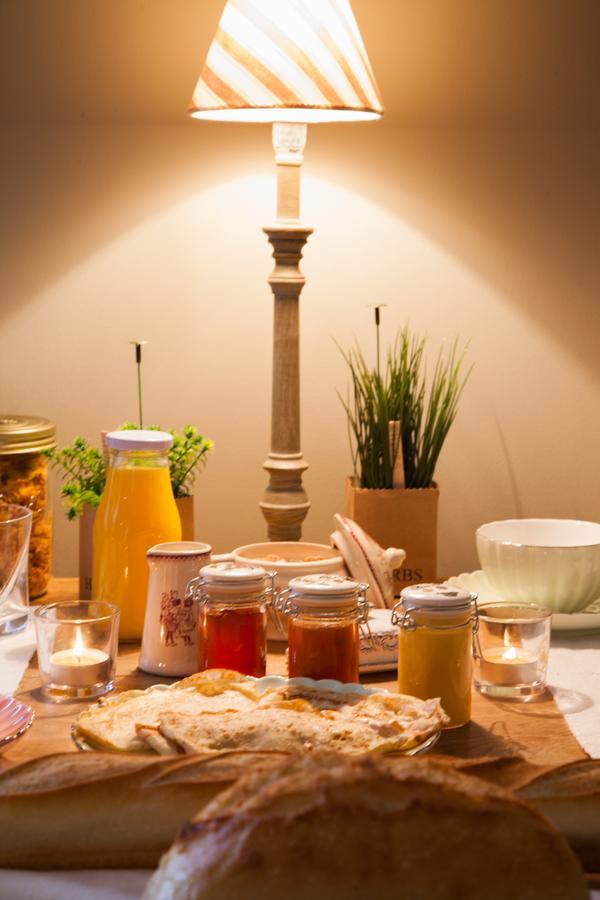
xmin=190 ymin=0 xmax=383 ymax=540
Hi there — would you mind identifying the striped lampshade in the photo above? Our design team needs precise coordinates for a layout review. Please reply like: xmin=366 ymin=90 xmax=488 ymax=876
xmin=189 ymin=0 xmax=383 ymax=123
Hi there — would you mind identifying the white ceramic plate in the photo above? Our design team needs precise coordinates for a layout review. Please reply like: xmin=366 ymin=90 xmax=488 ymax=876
xmin=72 ymin=675 xmax=439 ymax=756
xmin=0 ymin=695 xmax=34 ymax=753
xmin=446 ymin=570 xmax=600 ymax=635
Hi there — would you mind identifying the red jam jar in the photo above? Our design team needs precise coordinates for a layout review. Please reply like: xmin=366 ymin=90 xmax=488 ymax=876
xmin=191 ymin=562 xmax=274 ymax=678
xmin=276 ymin=574 xmax=369 ymax=683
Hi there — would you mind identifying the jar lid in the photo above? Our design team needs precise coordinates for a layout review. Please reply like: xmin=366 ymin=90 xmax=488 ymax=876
xmin=200 ymin=561 xmax=268 ymax=588
xmin=400 ymin=583 xmax=475 ymax=610
xmin=287 ymin=573 xmax=362 ymax=608
xmin=106 ymin=429 xmax=173 ymax=451
xmin=0 ymin=415 xmax=56 ymax=455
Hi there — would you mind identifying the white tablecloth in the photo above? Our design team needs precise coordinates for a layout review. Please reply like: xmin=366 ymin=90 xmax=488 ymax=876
xmin=1 ymin=619 xmax=599 ymax=898
xmin=550 ymin=635 xmax=600 ymax=758
xmin=0 ymin=871 xmax=151 ymax=900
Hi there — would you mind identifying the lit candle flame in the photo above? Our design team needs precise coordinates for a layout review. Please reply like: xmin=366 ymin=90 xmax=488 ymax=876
xmin=72 ymin=628 xmax=85 ymax=661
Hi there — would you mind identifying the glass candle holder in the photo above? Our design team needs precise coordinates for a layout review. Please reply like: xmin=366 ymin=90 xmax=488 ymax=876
xmin=34 ymin=601 xmax=119 ymax=701
xmin=473 ymin=602 xmax=551 ymax=701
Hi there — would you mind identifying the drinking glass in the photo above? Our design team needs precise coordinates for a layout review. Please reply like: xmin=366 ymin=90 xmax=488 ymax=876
xmin=0 ymin=503 xmax=33 ymax=635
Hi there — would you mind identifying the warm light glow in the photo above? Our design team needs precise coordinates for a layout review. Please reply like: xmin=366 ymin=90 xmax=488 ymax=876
xmin=72 ymin=627 xmax=85 ymax=659
xmin=189 ymin=0 xmax=383 ymax=124
xmin=190 ymin=108 xmax=380 ymax=123
xmin=503 ymin=646 xmax=519 ymax=660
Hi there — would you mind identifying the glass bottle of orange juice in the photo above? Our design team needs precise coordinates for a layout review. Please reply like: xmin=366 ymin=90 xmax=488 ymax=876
xmin=92 ymin=431 xmax=181 ymax=640
xmin=392 ymin=584 xmax=478 ymax=728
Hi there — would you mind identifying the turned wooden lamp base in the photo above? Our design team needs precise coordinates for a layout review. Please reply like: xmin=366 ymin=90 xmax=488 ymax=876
xmin=260 ymin=123 xmax=313 ymax=542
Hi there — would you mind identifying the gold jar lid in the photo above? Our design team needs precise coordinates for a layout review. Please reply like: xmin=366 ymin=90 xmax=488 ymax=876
xmin=0 ymin=414 xmax=56 ymax=455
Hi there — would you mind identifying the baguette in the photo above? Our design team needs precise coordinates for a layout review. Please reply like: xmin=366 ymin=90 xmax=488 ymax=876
xmin=0 ymin=750 xmax=290 ymax=869
xmin=517 ymin=760 xmax=600 ymax=873
xmin=417 ymin=755 xmax=600 ymax=874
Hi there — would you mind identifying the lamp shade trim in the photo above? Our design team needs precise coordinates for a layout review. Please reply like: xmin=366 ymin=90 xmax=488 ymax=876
xmin=189 ymin=0 xmax=384 ymax=123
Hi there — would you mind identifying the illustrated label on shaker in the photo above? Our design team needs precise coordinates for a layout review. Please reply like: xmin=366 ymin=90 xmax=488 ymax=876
xmin=139 ymin=542 xmax=212 ymax=677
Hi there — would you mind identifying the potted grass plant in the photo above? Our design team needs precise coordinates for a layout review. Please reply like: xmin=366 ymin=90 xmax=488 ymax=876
xmin=45 ymin=426 xmax=213 ymax=599
xmin=338 ymin=323 xmax=471 ymax=590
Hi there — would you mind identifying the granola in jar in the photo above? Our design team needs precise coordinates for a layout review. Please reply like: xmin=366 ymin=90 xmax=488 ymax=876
xmin=0 ymin=415 xmax=56 ymax=599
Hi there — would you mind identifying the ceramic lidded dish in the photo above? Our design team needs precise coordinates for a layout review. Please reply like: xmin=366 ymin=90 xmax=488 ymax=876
xmin=227 ymin=543 xmax=345 ymax=640
xmin=476 ymin=519 xmax=600 ymax=614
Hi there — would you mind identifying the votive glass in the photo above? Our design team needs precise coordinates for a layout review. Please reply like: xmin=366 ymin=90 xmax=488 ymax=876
xmin=34 ymin=601 xmax=119 ymax=701
xmin=473 ymin=602 xmax=551 ymax=701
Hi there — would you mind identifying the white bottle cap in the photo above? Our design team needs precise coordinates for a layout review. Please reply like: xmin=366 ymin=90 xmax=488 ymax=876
xmin=106 ymin=430 xmax=173 ymax=451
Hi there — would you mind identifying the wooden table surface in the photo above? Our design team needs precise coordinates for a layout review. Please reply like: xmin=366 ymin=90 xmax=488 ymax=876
xmin=2 ymin=578 xmax=588 ymax=769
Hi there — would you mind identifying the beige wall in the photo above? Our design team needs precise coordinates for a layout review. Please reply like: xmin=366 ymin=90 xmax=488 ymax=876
xmin=1 ymin=2 xmax=599 ymax=579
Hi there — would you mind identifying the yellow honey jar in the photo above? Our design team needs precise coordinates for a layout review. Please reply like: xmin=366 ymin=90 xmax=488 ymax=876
xmin=392 ymin=584 xmax=478 ymax=729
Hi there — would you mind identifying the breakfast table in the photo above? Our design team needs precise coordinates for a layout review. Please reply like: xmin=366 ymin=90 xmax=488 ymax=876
xmin=1 ymin=578 xmax=599 ymax=899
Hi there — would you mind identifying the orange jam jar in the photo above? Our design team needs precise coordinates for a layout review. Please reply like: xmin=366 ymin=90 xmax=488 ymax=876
xmin=276 ymin=574 xmax=369 ymax=683
xmin=392 ymin=584 xmax=478 ymax=729
xmin=189 ymin=562 xmax=275 ymax=678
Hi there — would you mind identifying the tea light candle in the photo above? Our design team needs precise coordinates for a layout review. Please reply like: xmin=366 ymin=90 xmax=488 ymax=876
xmin=48 ymin=648 xmax=110 ymax=687
xmin=479 ymin=646 xmax=538 ymax=686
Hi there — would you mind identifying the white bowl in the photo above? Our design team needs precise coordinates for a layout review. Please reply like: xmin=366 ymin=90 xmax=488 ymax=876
xmin=476 ymin=519 xmax=600 ymax=614
xmin=230 ymin=542 xmax=346 ymax=640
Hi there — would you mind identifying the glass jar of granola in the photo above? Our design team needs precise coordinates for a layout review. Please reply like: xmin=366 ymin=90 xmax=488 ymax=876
xmin=0 ymin=415 xmax=56 ymax=599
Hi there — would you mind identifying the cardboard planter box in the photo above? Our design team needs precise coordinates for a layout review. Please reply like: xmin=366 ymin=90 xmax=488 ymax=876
xmin=344 ymin=476 xmax=439 ymax=595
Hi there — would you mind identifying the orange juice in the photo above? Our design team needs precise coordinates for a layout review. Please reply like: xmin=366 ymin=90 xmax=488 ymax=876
xmin=92 ymin=433 xmax=181 ymax=640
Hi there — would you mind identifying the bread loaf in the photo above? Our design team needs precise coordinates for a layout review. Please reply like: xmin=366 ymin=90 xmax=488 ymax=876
xmin=517 ymin=759 xmax=600 ymax=873
xmin=0 ymin=750 xmax=289 ymax=869
xmin=144 ymin=754 xmax=588 ymax=900
xmin=417 ymin=754 xmax=600 ymax=873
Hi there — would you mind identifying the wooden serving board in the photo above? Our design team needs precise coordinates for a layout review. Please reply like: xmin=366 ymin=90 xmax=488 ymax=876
xmin=2 ymin=579 xmax=588 ymax=769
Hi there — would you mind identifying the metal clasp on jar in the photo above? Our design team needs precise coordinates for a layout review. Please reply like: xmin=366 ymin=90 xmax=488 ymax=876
xmin=273 ymin=587 xmax=298 ymax=618
xmin=185 ymin=574 xmax=205 ymax=606
xmin=391 ymin=596 xmax=479 ymax=633
xmin=356 ymin=583 xmax=374 ymax=645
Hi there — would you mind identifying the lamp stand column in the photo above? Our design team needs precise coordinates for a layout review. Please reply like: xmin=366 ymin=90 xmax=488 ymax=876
xmin=260 ymin=123 xmax=313 ymax=541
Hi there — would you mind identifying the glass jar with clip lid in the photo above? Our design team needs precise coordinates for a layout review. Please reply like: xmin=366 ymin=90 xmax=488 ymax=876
xmin=0 ymin=414 xmax=56 ymax=600
xmin=275 ymin=573 xmax=371 ymax=683
xmin=187 ymin=562 xmax=276 ymax=677
xmin=392 ymin=584 xmax=478 ymax=728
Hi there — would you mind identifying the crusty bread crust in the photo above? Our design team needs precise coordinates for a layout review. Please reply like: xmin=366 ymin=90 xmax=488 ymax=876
xmin=516 ymin=760 xmax=600 ymax=873
xmin=145 ymin=755 xmax=588 ymax=900
xmin=0 ymin=751 xmax=289 ymax=869
xmin=0 ymin=750 xmax=597 ymax=882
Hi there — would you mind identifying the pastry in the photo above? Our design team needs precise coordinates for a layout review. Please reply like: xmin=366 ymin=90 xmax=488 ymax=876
xmin=74 ymin=673 xmax=446 ymax=757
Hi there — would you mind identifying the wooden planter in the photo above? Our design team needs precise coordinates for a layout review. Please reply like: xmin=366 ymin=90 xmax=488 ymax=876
xmin=78 ymin=496 xmax=195 ymax=600
xmin=344 ymin=477 xmax=439 ymax=594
